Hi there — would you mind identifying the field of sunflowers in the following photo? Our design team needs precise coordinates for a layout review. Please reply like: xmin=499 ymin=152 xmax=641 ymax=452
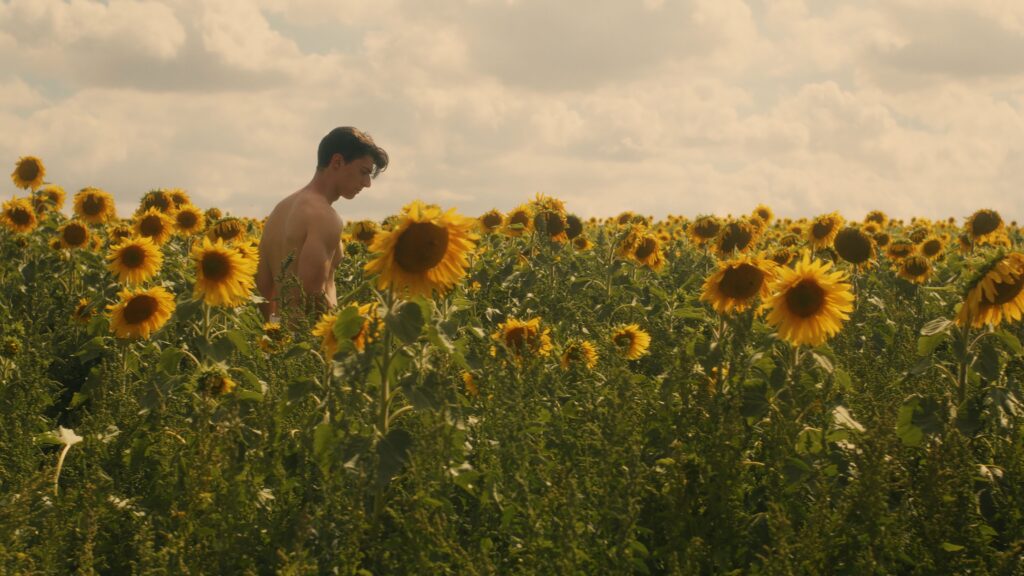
xmin=1 ymin=155 xmax=1023 ymax=574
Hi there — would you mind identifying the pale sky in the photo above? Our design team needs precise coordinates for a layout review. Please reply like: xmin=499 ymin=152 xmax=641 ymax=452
xmin=2 ymin=0 xmax=1024 ymax=223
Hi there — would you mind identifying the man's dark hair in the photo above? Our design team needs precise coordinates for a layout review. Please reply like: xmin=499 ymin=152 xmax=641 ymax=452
xmin=317 ymin=127 xmax=389 ymax=177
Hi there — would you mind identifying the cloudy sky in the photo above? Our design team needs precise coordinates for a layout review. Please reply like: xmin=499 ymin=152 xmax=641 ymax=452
xmin=2 ymin=0 xmax=1024 ymax=223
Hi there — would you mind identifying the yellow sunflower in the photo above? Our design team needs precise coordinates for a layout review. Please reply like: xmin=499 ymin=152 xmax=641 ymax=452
xmin=166 ymin=188 xmax=192 ymax=208
xmin=173 ymin=204 xmax=205 ymax=235
xmin=191 ymin=237 xmax=257 ymax=307
xmin=504 ymin=204 xmax=534 ymax=236
xmin=107 ymin=285 xmax=175 ymax=339
xmin=701 ymin=255 xmax=778 ymax=315
xmin=885 ymin=240 xmax=915 ymax=261
xmin=364 ymin=201 xmax=478 ymax=297
xmin=207 ymin=217 xmax=248 ymax=243
xmin=199 ymin=368 xmax=237 ymax=397
xmin=73 ymin=187 xmax=117 ymax=224
xmin=572 ymin=236 xmax=594 ymax=251
xmin=632 ymin=233 xmax=666 ymax=271
xmin=565 ymin=214 xmax=584 ymax=240
xmin=1 ymin=197 xmax=38 ymax=233
xmin=35 ymin=184 xmax=66 ymax=212
xmin=752 ymin=204 xmax=774 ymax=226
xmin=461 ymin=371 xmax=478 ymax=397
xmin=715 ymin=219 xmax=758 ymax=257
xmin=137 ymin=189 xmax=176 ymax=215
xmin=491 ymin=317 xmax=553 ymax=358
xmin=611 ymin=324 xmax=651 ymax=360
xmin=478 ymin=209 xmax=504 ymax=233
xmin=864 ymin=210 xmax=888 ymax=228
xmin=58 ymin=220 xmax=91 ymax=250
xmin=11 ymin=156 xmax=45 ymax=190
xmin=957 ymin=252 xmax=1024 ymax=328
xmin=530 ymin=193 xmax=569 ymax=242
xmin=688 ymin=215 xmax=721 ymax=247
xmin=965 ymin=209 xmax=1003 ymax=245
xmin=71 ymin=298 xmax=94 ymax=324
xmin=311 ymin=302 xmax=379 ymax=358
xmin=107 ymin=236 xmax=163 ymax=285
xmin=769 ymin=247 xmax=795 ymax=266
xmin=898 ymin=255 xmax=932 ymax=285
xmin=919 ymin=236 xmax=945 ymax=260
xmin=561 ymin=339 xmax=599 ymax=370
xmin=808 ymin=212 xmax=844 ymax=249
xmin=351 ymin=220 xmax=378 ymax=244
xmin=832 ymin=227 xmax=876 ymax=267
xmin=764 ymin=254 xmax=855 ymax=347
xmin=134 ymin=207 xmax=175 ymax=246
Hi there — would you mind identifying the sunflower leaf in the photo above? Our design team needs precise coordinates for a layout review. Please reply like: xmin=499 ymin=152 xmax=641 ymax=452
xmin=387 ymin=299 xmax=426 ymax=345
xmin=920 ymin=317 xmax=953 ymax=336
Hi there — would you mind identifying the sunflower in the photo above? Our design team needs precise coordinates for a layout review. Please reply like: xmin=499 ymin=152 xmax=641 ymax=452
xmin=73 ymin=187 xmax=116 ymax=224
xmin=832 ymin=227 xmax=876 ymax=267
xmin=107 ymin=224 xmax=134 ymax=246
xmin=764 ymin=254 xmax=855 ymax=347
xmin=530 ymin=194 xmax=569 ymax=242
xmin=898 ymin=255 xmax=932 ymax=284
xmin=207 ymin=217 xmax=248 ymax=243
xmin=701 ymin=255 xmax=777 ymax=315
xmin=166 ymin=188 xmax=192 ymax=208
xmin=351 ymin=220 xmax=378 ymax=244
xmin=192 ymin=237 xmax=257 ymax=307
xmin=71 ymin=298 xmax=94 ymax=324
xmin=234 ymin=237 xmax=259 ymax=265
xmin=364 ymin=201 xmax=478 ymax=297
xmin=311 ymin=302 xmax=379 ymax=358
xmin=461 ymin=371 xmax=478 ymax=396
xmin=478 ymin=209 xmax=504 ymax=233
xmin=35 ymin=184 xmax=66 ymax=212
xmin=107 ymin=285 xmax=175 ymax=339
xmin=808 ymin=212 xmax=844 ymax=249
xmin=504 ymin=204 xmax=534 ymax=236
xmin=958 ymin=252 xmax=1024 ymax=328
xmin=572 ymin=236 xmax=594 ymax=251
xmin=919 ymin=236 xmax=945 ymax=260
xmin=58 ymin=221 xmax=91 ymax=250
xmin=715 ymin=219 xmax=757 ymax=257
xmin=885 ymin=240 xmax=915 ymax=260
xmin=864 ymin=210 xmax=888 ymax=228
xmin=561 ymin=339 xmax=599 ymax=370
xmin=632 ymin=233 xmax=666 ymax=271
xmin=769 ymin=247 xmax=795 ymax=266
xmin=1 ymin=197 xmax=38 ymax=233
xmin=173 ymin=204 xmax=205 ymax=235
xmin=134 ymin=207 xmax=175 ymax=246
xmin=611 ymin=324 xmax=651 ymax=360
xmin=137 ymin=189 xmax=175 ymax=215
xmin=491 ymin=317 xmax=553 ymax=358
xmin=107 ymin=236 xmax=163 ymax=285
xmin=752 ymin=204 xmax=774 ymax=226
xmin=11 ymin=156 xmax=45 ymax=190
xmin=965 ymin=209 xmax=1004 ymax=246
xmin=199 ymin=368 xmax=237 ymax=396
xmin=205 ymin=207 xmax=223 ymax=222
xmin=688 ymin=215 xmax=721 ymax=247
xmin=565 ymin=214 xmax=584 ymax=240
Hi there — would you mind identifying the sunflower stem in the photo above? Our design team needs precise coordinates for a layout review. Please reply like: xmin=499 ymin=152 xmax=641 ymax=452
xmin=956 ymin=320 xmax=971 ymax=406
xmin=202 ymin=303 xmax=212 ymax=342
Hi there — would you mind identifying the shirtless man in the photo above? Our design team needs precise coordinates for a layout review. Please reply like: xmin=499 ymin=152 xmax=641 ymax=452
xmin=256 ymin=127 xmax=388 ymax=321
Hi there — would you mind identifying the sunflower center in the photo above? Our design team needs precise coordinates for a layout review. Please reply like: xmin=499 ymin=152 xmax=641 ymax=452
xmin=635 ymin=237 xmax=657 ymax=260
xmin=719 ymin=224 xmax=752 ymax=253
xmin=812 ymin=220 xmax=835 ymax=240
xmin=482 ymin=213 xmax=502 ymax=230
xmin=834 ymin=229 xmax=872 ymax=264
xmin=720 ymin=264 xmax=765 ymax=300
xmin=542 ymin=212 xmax=565 ymax=235
xmin=504 ymin=326 xmax=530 ymax=350
xmin=17 ymin=160 xmax=40 ymax=183
xmin=614 ymin=333 xmax=634 ymax=348
xmin=565 ymin=215 xmax=583 ymax=239
xmin=356 ymin=228 xmax=376 ymax=242
xmin=903 ymin=257 xmax=929 ymax=277
xmin=987 ymin=275 xmax=1024 ymax=306
xmin=144 ymin=194 xmax=171 ymax=212
xmin=139 ymin=216 xmax=164 ymax=237
xmin=123 ymin=295 xmax=158 ymax=324
xmin=394 ymin=222 xmax=449 ymax=273
xmin=509 ymin=211 xmax=530 ymax=227
xmin=695 ymin=220 xmax=720 ymax=239
xmin=202 ymin=252 xmax=232 ymax=281
xmin=177 ymin=211 xmax=198 ymax=229
xmin=63 ymin=224 xmax=87 ymax=246
xmin=971 ymin=211 xmax=1001 ymax=236
xmin=82 ymin=195 xmax=105 ymax=216
xmin=922 ymin=240 xmax=942 ymax=257
xmin=10 ymin=208 xmax=31 ymax=226
xmin=121 ymin=245 xmax=147 ymax=268
xmin=786 ymin=279 xmax=826 ymax=318
xmin=215 ymin=224 xmax=243 ymax=241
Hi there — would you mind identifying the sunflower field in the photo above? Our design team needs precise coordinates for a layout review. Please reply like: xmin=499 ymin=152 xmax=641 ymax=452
xmin=2 ymin=156 xmax=1024 ymax=574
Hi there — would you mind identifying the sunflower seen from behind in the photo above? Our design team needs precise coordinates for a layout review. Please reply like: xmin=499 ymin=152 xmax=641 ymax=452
xmin=701 ymin=255 xmax=777 ymax=315
xmin=11 ymin=156 xmax=45 ymax=190
xmin=107 ymin=285 xmax=175 ymax=339
xmin=73 ymin=187 xmax=116 ymax=224
xmin=364 ymin=201 xmax=477 ymax=298
xmin=191 ymin=237 xmax=257 ymax=307
xmin=1 ymin=197 xmax=38 ymax=233
xmin=764 ymin=254 xmax=855 ymax=347
xmin=957 ymin=252 xmax=1024 ymax=329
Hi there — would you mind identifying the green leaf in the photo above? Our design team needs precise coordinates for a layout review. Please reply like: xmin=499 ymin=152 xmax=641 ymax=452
xmin=234 ymin=389 xmax=264 ymax=402
xmin=896 ymin=395 xmax=944 ymax=447
xmin=74 ymin=336 xmax=109 ymax=363
xmin=222 ymin=330 xmax=252 ymax=356
xmin=288 ymin=377 xmax=318 ymax=404
xmin=313 ymin=421 xmax=335 ymax=472
xmin=386 ymin=299 xmax=427 ymax=344
xmin=920 ymin=317 xmax=953 ymax=336
xmin=940 ymin=542 xmax=964 ymax=552
xmin=377 ymin=428 xmax=414 ymax=487
xmin=158 ymin=347 xmax=185 ymax=374
xmin=994 ymin=329 xmax=1023 ymax=354
xmin=283 ymin=342 xmax=311 ymax=360
xmin=174 ymin=298 xmax=204 ymax=324
xmin=917 ymin=333 xmax=947 ymax=357
xmin=332 ymin=305 xmax=365 ymax=342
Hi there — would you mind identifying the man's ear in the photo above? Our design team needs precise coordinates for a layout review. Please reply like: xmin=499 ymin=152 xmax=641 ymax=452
xmin=331 ymin=153 xmax=347 ymax=168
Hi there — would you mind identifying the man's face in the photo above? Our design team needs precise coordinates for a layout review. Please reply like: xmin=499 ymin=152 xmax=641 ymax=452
xmin=333 ymin=154 xmax=375 ymax=200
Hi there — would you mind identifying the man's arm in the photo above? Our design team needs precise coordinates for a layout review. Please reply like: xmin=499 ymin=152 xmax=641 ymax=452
xmin=296 ymin=213 xmax=341 ymax=314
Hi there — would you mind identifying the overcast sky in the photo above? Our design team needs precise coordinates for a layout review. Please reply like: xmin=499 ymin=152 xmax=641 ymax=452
xmin=2 ymin=0 xmax=1024 ymax=223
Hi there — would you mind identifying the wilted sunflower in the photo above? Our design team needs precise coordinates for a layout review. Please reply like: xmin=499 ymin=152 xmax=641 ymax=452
xmin=885 ymin=240 xmax=915 ymax=260
xmin=965 ymin=209 xmax=1003 ymax=245
xmin=351 ymin=220 xmax=378 ymax=244
xmin=561 ymin=339 xmax=599 ymax=370
xmin=958 ymin=252 xmax=1024 ymax=328
xmin=898 ymin=255 xmax=932 ymax=284
xmin=701 ymin=255 xmax=777 ymax=315
xmin=137 ymin=190 xmax=175 ymax=215
xmin=715 ymin=219 xmax=757 ymax=257
xmin=611 ymin=324 xmax=651 ymax=360
xmin=364 ymin=201 xmax=478 ymax=297
xmin=919 ymin=236 xmax=945 ymax=260
xmin=311 ymin=302 xmax=378 ymax=358
xmin=73 ymin=187 xmax=116 ymax=224
xmin=11 ymin=156 xmax=45 ymax=190
xmin=58 ymin=221 xmax=91 ymax=250
xmin=764 ymin=254 xmax=855 ymax=347
xmin=491 ymin=317 xmax=553 ymax=358
xmin=832 ymin=227 xmax=876 ymax=267
xmin=504 ymin=204 xmax=534 ymax=236
xmin=565 ymin=214 xmax=584 ymax=240
xmin=191 ymin=237 xmax=257 ymax=307
xmin=808 ymin=212 xmax=844 ymax=249
xmin=752 ymin=204 xmax=774 ymax=226
xmin=107 ymin=285 xmax=175 ymax=339
xmin=688 ymin=215 xmax=721 ymax=247
xmin=107 ymin=236 xmax=163 ymax=285
xmin=173 ymin=204 xmax=205 ymax=235
xmin=134 ymin=207 xmax=175 ymax=246
xmin=207 ymin=217 xmax=248 ymax=243
xmin=478 ymin=209 xmax=504 ymax=233
xmin=35 ymin=184 xmax=66 ymax=212
xmin=1 ymin=197 xmax=38 ymax=233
